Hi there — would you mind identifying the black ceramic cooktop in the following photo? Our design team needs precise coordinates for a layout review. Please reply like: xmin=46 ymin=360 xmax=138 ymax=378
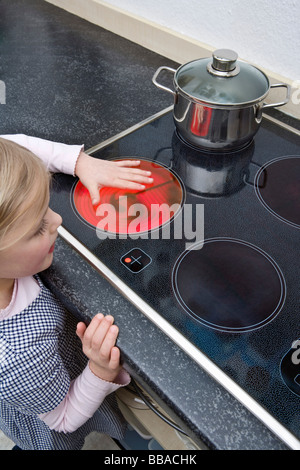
xmin=50 ymin=110 xmax=300 ymax=448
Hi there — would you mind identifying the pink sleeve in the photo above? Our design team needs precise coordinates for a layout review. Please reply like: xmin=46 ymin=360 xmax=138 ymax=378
xmin=38 ymin=364 xmax=130 ymax=433
xmin=0 ymin=134 xmax=84 ymax=176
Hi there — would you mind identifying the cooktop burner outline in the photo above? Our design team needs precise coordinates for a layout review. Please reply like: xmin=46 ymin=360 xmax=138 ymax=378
xmin=172 ymin=237 xmax=286 ymax=333
xmin=71 ymin=158 xmax=185 ymax=235
xmin=254 ymin=155 xmax=300 ymax=229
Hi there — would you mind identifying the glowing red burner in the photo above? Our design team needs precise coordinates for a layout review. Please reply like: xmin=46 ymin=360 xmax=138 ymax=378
xmin=72 ymin=159 xmax=183 ymax=234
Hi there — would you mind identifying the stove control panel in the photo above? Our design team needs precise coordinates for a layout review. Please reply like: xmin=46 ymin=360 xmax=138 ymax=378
xmin=280 ymin=340 xmax=300 ymax=397
xmin=120 ymin=248 xmax=152 ymax=273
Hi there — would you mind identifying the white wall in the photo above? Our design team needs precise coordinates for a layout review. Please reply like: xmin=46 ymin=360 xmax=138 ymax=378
xmin=103 ymin=0 xmax=300 ymax=81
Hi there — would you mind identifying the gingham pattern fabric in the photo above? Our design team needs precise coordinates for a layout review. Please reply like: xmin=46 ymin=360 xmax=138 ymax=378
xmin=0 ymin=276 xmax=126 ymax=450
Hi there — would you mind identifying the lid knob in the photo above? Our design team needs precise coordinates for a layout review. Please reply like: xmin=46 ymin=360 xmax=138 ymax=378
xmin=207 ymin=49 xmax=240 ymax=77
xmin=212 ymin=49 xmax=238 ymax=72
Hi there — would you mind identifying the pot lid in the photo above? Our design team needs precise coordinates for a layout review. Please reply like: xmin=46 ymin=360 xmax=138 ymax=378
xmin=175 ymin=49 xmax=270 ymax=106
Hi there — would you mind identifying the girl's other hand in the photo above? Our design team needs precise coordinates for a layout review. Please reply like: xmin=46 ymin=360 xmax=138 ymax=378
xmin=75 ymin=151 xmax=153 ymax=205
xmin=76 ymin=314 xmax=122 ymax=383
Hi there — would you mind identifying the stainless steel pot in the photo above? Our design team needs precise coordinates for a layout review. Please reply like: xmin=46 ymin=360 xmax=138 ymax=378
xmin=152 ymin=49 xmax=290 ymax=150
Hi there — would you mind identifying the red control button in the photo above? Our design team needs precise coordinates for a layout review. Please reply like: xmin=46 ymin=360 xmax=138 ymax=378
xmin=121 ymin=248 xmax=152 ymax=273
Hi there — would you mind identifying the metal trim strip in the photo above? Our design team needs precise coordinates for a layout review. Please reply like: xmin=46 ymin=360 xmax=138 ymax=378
xmin=57 ymin=108 xmax=300 ymax=449
xmin=86 ymin=108 xmax=300 ymax=156
xmin=86 ymin=106 xmax=174 ymax=155
xmin=263 ymin=113 xmax=300 ymax=137
xmin=57 ymin=224 xmax=300 ymax=450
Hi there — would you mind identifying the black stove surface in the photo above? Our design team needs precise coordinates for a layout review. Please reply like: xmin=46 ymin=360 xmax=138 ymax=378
xmin=50 ymin=110 xmax=300 ymax=448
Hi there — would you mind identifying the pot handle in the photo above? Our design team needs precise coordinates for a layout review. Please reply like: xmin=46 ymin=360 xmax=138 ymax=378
xmin=262 ymin=83 xmax=290 ymax=109
xmin=152 ymin=66 xmax=177 ymax=97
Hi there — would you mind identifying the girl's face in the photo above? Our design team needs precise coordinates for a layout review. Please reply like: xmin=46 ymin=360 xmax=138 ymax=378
xmin=0 ymin=201 xmax=62 ymax=280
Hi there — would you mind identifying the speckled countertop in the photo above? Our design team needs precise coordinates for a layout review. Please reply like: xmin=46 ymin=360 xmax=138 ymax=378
xmin=0 ymin=0 xmax=292 ymax=450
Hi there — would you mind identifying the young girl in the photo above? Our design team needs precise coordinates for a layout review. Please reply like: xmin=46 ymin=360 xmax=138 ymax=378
xmin=0 ymin=134 xmax=153 ymax=450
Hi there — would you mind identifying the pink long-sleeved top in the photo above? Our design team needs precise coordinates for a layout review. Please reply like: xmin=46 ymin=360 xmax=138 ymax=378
xmin=0 ymin=134 xmax=130 ymax=433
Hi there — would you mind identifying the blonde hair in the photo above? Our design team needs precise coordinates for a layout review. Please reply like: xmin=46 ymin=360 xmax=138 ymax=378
xmin=0 ymin=138 xmax=50 ymax=250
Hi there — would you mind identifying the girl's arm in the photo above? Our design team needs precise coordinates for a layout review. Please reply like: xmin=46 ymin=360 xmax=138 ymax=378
xmin=0 ymin=134 xmax=153 ymax=205
xmin=39 ymin=363 xmax=130 ymax=433
xmin=0 ymin=134 xmax=82 ymax=175
xmin=39 ymin=314 xmax=130 ymax=433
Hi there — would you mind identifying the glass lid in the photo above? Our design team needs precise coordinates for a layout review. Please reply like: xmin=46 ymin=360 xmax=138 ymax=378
xmin=175 ymin=49 xmax=270 ymax=106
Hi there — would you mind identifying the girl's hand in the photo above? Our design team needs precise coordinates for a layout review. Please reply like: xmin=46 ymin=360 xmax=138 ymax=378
xmin=75 ymin=151 xmax=153 ymax=205
xmin=76 ymin=314 xmax=122 ymax=383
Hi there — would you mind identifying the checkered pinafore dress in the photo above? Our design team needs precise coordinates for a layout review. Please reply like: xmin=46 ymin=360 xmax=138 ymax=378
xmin=0 ymin=277 xmax=126 ymax=450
